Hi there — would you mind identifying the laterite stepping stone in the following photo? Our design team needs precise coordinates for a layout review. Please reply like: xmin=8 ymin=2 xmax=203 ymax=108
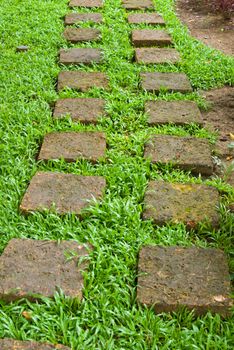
xmin=122 ymin=0 xmax=154 ymax=10
xmin=65 ymin=13 xmax=103 ymax=25
xmin=0 ymin=238 xmax=91 ymax=302
xmin=128 ymin=13 xmax=165 ymax=25
xmin=59 ymin=48 xmax=103 ymax=65
xmin=145 ymin=101 xmax=203 ymax=126
xmin=140 ymin=72 xmax=193 ymax=93
xmin=63 ymin=28 xmax=101 ymax=43
xmin=53 ymin=98 xmax=105 ymax=124
xmin=0 ymin=339 xmax=70 ymax=350
xmin=38 ymin=132 xmax=106 ymax=163
xmin=57 ymin=71 xmax=108 ymax=91
xmin=143 ymin=181 xmax=219 ymax=227
xmin=132 ymin=30 xmax=172 ymax=47
xmin=144 ymin=135 xmax=213 ymax=175
xmin=20 ymin=172 xmax=106 ymax=215
xmin=137 ymin=246 xmax=232 ymax=316
xmin=69 ymin=0 xmax=103 ymax=8
xmin=135 ymin=48 xmax=180 ymax=64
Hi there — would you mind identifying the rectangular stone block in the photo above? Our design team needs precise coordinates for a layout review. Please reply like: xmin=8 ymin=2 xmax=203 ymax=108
xmin=0 ymin=339 xmax=70 ymax=350
xmin=122 ymin=0 xmax=154 ymax=10
xmin=135 ymin=48 xmax=180 ymax=64
xmin=63 ymin=28 xmax=101 ymax=43
xmin=140 ymin=72 xmax=193 ymax=93
xmin=128 ymin=13 xmax=165 ymax=25
xmin=65 ymin=13 xmax=103 ymax=25
xmin=59 ymin=48 xmax=103 ymax=65
xmin=144 ymin=135 xmax=213 ymax=175
xmin=20 ymin=172 xmax=106 ymax=216
xmin=132 ymin=30 xmax=172 ymax=47
xmin=143 ymin=181 xmax=219 ymax=228
xmin=57 ymin=71 xmax=108 ymax=91
xmin=38 ymin=132 xmax=106 ymax=163
xmin=145 ymin=100 xmax=203 ymax=126
xmin=137 ymin=246 xmax=232 ymax=316
xmin=69 ymin=0 xmax=103 ymax=8
xmin=53 ymin=98 xmax=105 ymax=124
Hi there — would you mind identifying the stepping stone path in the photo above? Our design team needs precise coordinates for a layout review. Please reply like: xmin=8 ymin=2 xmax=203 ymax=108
xmin=38 ymin=131 xmax=106 ymax=162
xmin=135 ymin=48 xmax=180 ymax=64
xmin=59 ymin=48 xmax=103 ymax=65
xmin=144 ymin=135 xmax=214 ymax=175
xmin=57 ymin=71 xmax=108 ymax=91
xmin=122 ymin=0 xmax=154 ymax=10
xmin=137 ymin=246 xmax=232 ymax=316
xmin=69 ymin=0 xmax=103 ymax=8
xmin=141 ymin=72 xmax=193 ymax=93
xmin=143 ymin=181 xmax=219 ymax=228
xmin=20 ymin=172 xmax=106 ymax=216
xmin=132 ymin=29 xmax=172 ymax=47
xmin=0 ymin=339 xmax=70 ymax=350
xmin=128 ymin=13 xmax=165 ymax=25
xmin=63 ymin=28 xmax=101 ymax=43
xmin=65 ymin=13 xmax=103 ymax=25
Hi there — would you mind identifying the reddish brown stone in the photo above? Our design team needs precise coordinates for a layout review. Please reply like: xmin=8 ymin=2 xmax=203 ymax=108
xmin=137 ymin=246 xmax=232 ymax=316
xmin=59 ymin=48 xmax=103 ymax=65
xmin=0 ymin=238 xmax=92 ymax=302
xmin=144 ymin=135 xmax=213 ymax=175
xmin=140 ymin=72 xmax=193 ymax=93
xmin=53 ymin=98 xmax=105 ymax=124
xmin=38 ymin=132 xmax=106 ymax=163
xmin=63 ymin=28 xmax=101 ymax=43
xmin=57 ymin=72 xmax=108 ymax=91
xmin=135 ymin=48 xmax=180 ymax=64
xmin=69 ymin=0 xmax=103 ymax=8
xmin=132 ymin=30 xmax=172 ymax=47
xmin=145 ymin=101 xmax=203 ymax=126
xmin=20 ymin=172 xmax=106 ymax=216
xmin=0 ymin=339 xmax=70 ymax=350
xmin=128 ymin=13 xmax=165 ymax=25
xmin=143 ymin=181 xmax=219 ymax=228
xmin=122 ymin=0 xmax=154 ymax=10
xmin=65 ymin=13 xmax=103 ymax=25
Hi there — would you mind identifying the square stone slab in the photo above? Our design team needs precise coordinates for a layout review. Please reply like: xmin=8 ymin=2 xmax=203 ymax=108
xmin=122 ymin=0 xmax=154 ymax=10
xmin=137 ymin=246 xmax=232 ymax=316
xmin=53 ymin=98 xmax=105 ymax=124
xmin=0 ymin=339 xmax=70 ymax=349
xmin=144 ymin=135 xmax=213 ymax=175
xmin=143 ymin=181 xmax=219 ymax=228
xmin=59 ymin=48 xmax=103 ymax=65
xmin=128 ymin=13 xmax=165 ymax=25
xmin=135 ymin=48 xmax=180 ymax=64
xmin=38 ymin=132 xmax=106 ymax=163
xmin=20 ymin=172 xmax=106 ymax=215
xmin=145 ymin=101 xmax=203 ymax=126
xmin=69 ymin=0 xmax=103 ymax=8
xmin=65 ymin=13 xmax=103 ymax=25
xmin=140 ymin=72 xmax=193 ymax=93
xmin=57 ymin=72 xmax=108 ymax=91
xmin=132 ymin=30 xmax=172 ymax=47
xmin=63 ymin=28 xmax=101 ymax=43
xmin=0 ymin=238 xmax=92 ymax=302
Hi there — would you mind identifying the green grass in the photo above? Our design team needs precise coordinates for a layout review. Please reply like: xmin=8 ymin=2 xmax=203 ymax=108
xmin=0 ymin=0 xmax=233 ymax=348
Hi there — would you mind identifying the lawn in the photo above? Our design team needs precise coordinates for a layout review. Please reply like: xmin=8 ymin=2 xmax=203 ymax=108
xmin=0 ymin=0 xmax=233 ymax=349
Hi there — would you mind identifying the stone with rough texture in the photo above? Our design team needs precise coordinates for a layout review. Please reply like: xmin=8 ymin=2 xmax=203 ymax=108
xmin=132 ymin=30 xmax=172 ymax=47
xmin=63 ymin=28 xmax=101 ymax=43
xmin=0 ymin=339 xmax=70 ymax=350
xmin=143 ymin=181 xmax=219 ymax=228
xmin=122 ymin=0 xmax=154 ymax=10
xmin=57 ymin=72 xmax=108 ymax=91
xmin=135 ymin=48 xmax=180 ymax=64
xmin=65 ymin=13 xmax=103 ymax=25
xmin=128 ymin=13 xmax=165 ymax=25
xmin=0 ymin=238 xmax=92 ymax=302
xmin=59 ymin=48 xmax=102 ymax=65
xmin=137 ymin=246 xmax=232 ymax=316
xmin=53 ymin=98 xmax=105 ymax=124
xmin=38 ymin=132 xmax=106 ymax=163
xmin=141 ymin=72 xmax=193 ymax=93
xmin=145 ymin=101 xmax=203 ymax=126
xmin=69 ymin=0 xmax=103 ymax=8
xmin=20 ymin=172 xmax=106 ymax=216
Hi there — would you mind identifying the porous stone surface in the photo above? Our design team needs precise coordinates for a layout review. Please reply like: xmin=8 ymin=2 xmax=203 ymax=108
xmin=0 ymin=339 xmax=70 ymax=350
xmin=57 ymin=72 xmax=108 ymax=91
xmin=144 ymin=135 xmax=213 ymax=175
xmin=145 ymin=101 xmax=203 ymax=126
xmin=137 ymin=246 xmax=232 ymax=316
xmin=65 ymin=13 xmax=103 ymax=25
xmin=53 ymin=98 xmax=105 ymax=124
xmin=132 ymin=30 xmax=172 ymax=47
xmin=63 ymin=28 xmax=101 ymax=43
xmin=38 ymin=132 xmax=106 ymax=163
xmin=128 ymin=13 xmax=165 ymax=25
xmin=69 ymin=0 xmax=103 ymax=8
xmin=122 ymin=0 xmax=154 ymax=10
xmin=20 ymin=172 xmax=106 ymax=216
xmin=135 ymin=48 xmax=180 ymax=64
xmin=140 ymin=72 xmax=193 ymax=93
xmin=59 ymin=48 xmax=102 ymax=65
xmin=0 ymin=238 xmax=92 ymax=302
xmin=143 ymin=181 xmax=219 ymax=228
